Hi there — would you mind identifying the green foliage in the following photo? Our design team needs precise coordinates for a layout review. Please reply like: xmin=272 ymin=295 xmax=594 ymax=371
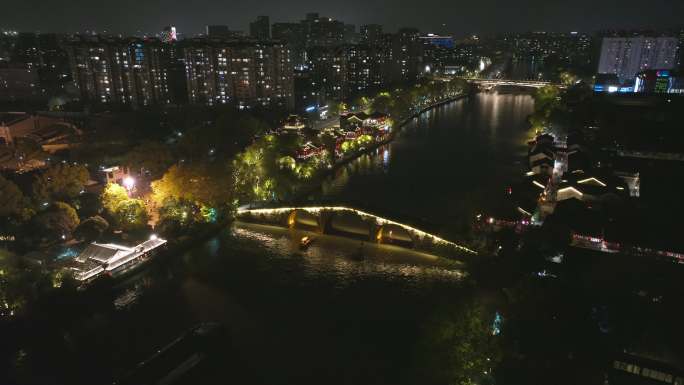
xmin=340 ymin=134 xmax=374 ymax=154
xmin=336 ymin=102 xmax=348 ymax=114
xmin=124 ymin=141 xmax=174 ymax=178
xmin=32 ymin=164 xmax=89 ymax=203
xmin=0 ymin=174 xmax=24 ymax=217
xmin=158 ymin=197 xmax=200 ymax=225
xmin=74 ymin=215 xmax=109 ymax=241
xmin=33 ymin=202 xmax=80 ymax=239
xmin=320 ymin=133 xmax=338 ymax=162
xmin=76 ymin=192 xmax=103 ymax=218
xmin=533 ymin=85 xmax=561 ymax=115
xmin=232 ymin=142 xmax=275 ymax=203
xmin=371 ymin=94 xmax=394 ymax=115
xmin=559 ymin=71 xmax=578 ymax=86
xmin=416 ymin=299 xmax=501 ymax=385
xmin=529 ymin=85 xmax=562 ymax=131
xmin=101 ymin=183 xmax=129 ymax=214
xmin=152 ymin=162 xmax=234 ymax=209
xmin=0 ymin=249 xmax=52 ymax=316
xmin=277 ymin=156 xmax=296 ymax=170
xmin=101 ymin=183 xmax=149 ymax=232
xmin=351 ymin=96 xmax=370 ymax=112
xmin=113 ymin=199 xmax=148 ymax=232
xmin=178 ymin=112 xmax=271 ymax=162
xmin=228 ymin=76 xmax=465 ymax=205
xmin=156 ymin=197 xmax=218 ymax=237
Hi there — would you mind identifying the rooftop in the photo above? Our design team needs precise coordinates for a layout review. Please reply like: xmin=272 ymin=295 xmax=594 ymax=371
xmin=0 ymin=112 xmax=29 ymax=126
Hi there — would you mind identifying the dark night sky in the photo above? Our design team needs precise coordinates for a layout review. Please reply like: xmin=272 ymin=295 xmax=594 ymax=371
xmin=3 ymin=0 xmax=684 ymax=37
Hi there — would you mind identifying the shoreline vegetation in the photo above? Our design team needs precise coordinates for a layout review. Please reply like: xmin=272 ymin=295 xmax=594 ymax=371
xmin=0 ymin=77 xmax=475 ymax=322
xmin=103 ymin=88 xmax=477 ymax=288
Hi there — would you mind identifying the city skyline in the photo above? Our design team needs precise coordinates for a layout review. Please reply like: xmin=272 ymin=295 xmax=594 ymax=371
xmin=3 ymin=0 xmax=684 ymax=37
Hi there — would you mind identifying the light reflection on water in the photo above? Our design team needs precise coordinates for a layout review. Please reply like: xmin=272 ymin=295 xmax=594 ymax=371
xmin=317 ymin=93 xmax=534 ymax=230
xmin=229 ymin=224 xmax=465 ymax=286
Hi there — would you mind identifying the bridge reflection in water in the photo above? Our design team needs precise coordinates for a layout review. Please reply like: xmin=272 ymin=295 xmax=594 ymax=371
xmin=236 ymin=206 xmax=478 ymax=255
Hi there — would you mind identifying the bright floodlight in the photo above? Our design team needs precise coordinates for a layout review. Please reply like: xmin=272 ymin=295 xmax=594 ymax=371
xmin=123 ymin=176 xmax=135 ymax=190
xmin=150 ymin=234 xmax=158 ymax=241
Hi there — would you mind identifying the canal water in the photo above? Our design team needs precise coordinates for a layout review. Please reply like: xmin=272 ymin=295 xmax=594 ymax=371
xmin=319 ymin=92 xmax=535 ymax=236
xmin=33 ymin=92 xmax=535 ymax=385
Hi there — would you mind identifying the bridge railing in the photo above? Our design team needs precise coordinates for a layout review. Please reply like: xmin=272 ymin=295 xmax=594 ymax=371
xmin=237 ymin=206 xmax=478 ymax=255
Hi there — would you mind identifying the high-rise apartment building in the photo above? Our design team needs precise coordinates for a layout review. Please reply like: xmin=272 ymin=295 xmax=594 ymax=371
xmin=272 ymin=22 xmax=306 ymax=65
xmin=384 ymin=28 xmax=423 ymax=84
xmin=183 ymin=39 xmax=293 ymax=109
xmin=66 ymin=37 xmax=171 ymax=106
xmin=249 ymin=16 xmax=270 ymax=40
xmin=10 ymin=32 xmax=70 ymax=97
xmin=206 ymin=25 xmax=230 ymax=38
xmin=301 ymin=14 xmax=345 ymax=48
xmin=360 ymin=24 xmax=383 ymax=45
xmin=598 ymin=36 xmax=679 ymax=81
xmin=345 ymin=44 xmax=383 ymax=95
xmin=305 ymin=45 xmax=347 ymax=101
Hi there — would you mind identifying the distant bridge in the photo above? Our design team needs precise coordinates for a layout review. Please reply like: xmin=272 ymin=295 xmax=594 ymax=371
xmin=236 ymin=206 xmax=478 ymax=255
xmin=467 ymin=78 xmax=554 ymax=89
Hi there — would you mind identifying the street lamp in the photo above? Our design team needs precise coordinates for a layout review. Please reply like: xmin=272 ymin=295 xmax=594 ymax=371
xmin=123 ymin=176 xmax=135 ymax=191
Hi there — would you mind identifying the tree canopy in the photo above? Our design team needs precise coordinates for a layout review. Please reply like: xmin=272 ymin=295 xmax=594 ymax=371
xmin=101 ymin=183 xmax=129 ymax=214
xmin=152 ymin=162 xmax=234 ymax=209
xmin=74 ymin=215 xmax=109 ymax=241
xmin=178 ymin=113 xmax=271 ymax=162
xmin=32 ymin=164 xmax=89 ymax=203
xmin=0 ymin=174 xmax=24 ymax=217
xmin=124 ymin=141 xmax=174 ymax=178
xmin=415 ymin=299 xmax=501 ymax=385
xmin=33 ymin=202 xmax=80 ymax=239
xmin=112 ymin=199 xmax=149 ymax=232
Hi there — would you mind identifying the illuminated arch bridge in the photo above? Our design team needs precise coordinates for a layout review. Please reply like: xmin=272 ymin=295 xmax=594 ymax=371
xmin=236 ymin=206 xmax=478 ymax=255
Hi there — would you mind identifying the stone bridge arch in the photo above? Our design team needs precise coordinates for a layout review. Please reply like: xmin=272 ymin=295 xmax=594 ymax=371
xmin=236 ymin=206 xmax=478 ymax=255
xmin=375 ymin=224 xmax=414 ymax=246
xmin=287 ymin=209 xmax=321 ymax=231
xmin=326 ymin=210 xmax=372 ymax=240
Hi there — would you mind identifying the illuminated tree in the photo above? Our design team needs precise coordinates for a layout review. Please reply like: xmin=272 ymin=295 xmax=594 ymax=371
xmin=158 ymin=197 xmax=198 ymax=224
xmin=101 ymin=183 xmax=129 ymax=214
xmin=528 ymin=113 xmax=548 ymax=132
xmin=351 ymin=96 xmax=370 ymax=111
xmin=533 ymin=85 xmax=561 ymax=116
xmin=232 ymin=140 xmax=275 ymax=203
xmin=113 ymin=199 xmax=149 ymax=232
xmin=277 ymin=156 xmax=296 ymax=170
xmin=559 ymin=71 xmax=578 ymax=86
xmin=528 ymin=85 xmax=563 ymax=131
xmin=152 ymin=162 xmax=234 ymax=209
xmin=336 ymin=102 xmax=348 ymax=115
xmin=32 ymin=164 xmax=89 ymax=203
